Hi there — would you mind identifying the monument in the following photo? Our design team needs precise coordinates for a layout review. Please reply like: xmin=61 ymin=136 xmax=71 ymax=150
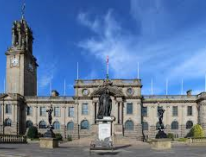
xmin=39 ymin=105 xmax=58 ymax=148
xmin=90 ymin=82 xmax=114 ymax=150
xmin=151 ymin=107 xmax=171 ymax=150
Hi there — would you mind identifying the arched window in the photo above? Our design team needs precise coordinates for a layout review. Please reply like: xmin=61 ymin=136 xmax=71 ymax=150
xmin=53 ymin=121 xmax=60 ymax=130
xmin=142 ymin=122 xmax=149 ymax=131
xmin=186 ymin=121 xmax=193 ymax=129
xmin=5 ymin=118 xmax=12 ymax=126
xmin=67 ymin=122 xmax=74 ymax=130
xmin=171 ymin=121 xmax=179 ymax=130
xmin=39 ymin=121 xmax=47 ymax=129
xmin=26 ymin=120 xmax=33 ymax=128
xmin=125 ymin=120 xmax=134 ymax=130
xmin=81 ymin=120 xmax=89 ymax=129
xmin=156 ymin=122 xmax=160 ymax=130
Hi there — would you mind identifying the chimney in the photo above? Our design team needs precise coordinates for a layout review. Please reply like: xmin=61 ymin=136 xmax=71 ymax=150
xmin=51 ymin=90 xmax=59 ymax=97
xmin=187 ymin=90 xmax=192 ymax=96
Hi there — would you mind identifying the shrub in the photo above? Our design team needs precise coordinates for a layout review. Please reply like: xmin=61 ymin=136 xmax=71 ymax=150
xmin=67 ymin=135 xmax=72 ymax=141
xmin=177 ymin=138 xmax=187 ymax=142
xmin=38 ymin=132 xmax=43 ymax=138
xmin=55 ymin=133 xmax=63 ymax=141
xmin=27 ymin=126 xmax=38 ymax=139
xmin=167 ymin=133 xmax=174 ymax=141
xmin=186 ymin=124 xmax=205 ymax=138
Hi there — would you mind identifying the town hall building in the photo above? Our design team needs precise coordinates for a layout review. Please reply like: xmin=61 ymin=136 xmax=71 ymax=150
xmin=1 ymin=13 xmax=206 ymax=141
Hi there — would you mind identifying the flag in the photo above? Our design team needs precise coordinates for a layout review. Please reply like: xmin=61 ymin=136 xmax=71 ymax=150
xmin=106 ymin=56 xmax=109 ymax=64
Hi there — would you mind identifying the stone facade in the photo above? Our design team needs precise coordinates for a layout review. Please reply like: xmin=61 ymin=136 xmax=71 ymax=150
xmin=1 ymin=17 xmax=206 ymax=141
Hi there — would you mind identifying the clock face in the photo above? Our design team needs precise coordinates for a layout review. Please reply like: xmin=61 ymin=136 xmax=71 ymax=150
xmin=11 ymin=57 xmax=19 ymax=67
xmin=82 ymin=89 xmax=89 ymax=96
xmin=127 ymin=88 xmax=134 ymax=96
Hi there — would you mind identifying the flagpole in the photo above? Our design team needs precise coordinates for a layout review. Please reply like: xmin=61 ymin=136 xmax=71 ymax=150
xmin=4 ymin=78 xmax=5 ymax=93
xmin=166 ymin=79 xmax=168 ymax=95
xmin=137 ymin=62 xmax=140 ymax=79
xmin=181 ymin=79 xmax=184 ymax=95
xmin=151 ymin=79 xmax=153 ymax=95
xmin=77 ymin=62 xmax=79 ymax=80
xmin=50 ymin=81 xmax=52 ymax=95
xmin=205 ymin=73 xmax=206 ymax=92
xmin=64 ymin=79 xmax=66 ymax=96
xmin=106 ymin=56 xmax=109 ymax=79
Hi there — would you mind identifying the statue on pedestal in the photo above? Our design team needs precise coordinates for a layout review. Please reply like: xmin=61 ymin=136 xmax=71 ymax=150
xmin=156 ymin=107 xmax=167 ymax=138
xmin=43 ymin=105 xmax=55 ymax=138
xmin=97 ymin=89 xmax=112 ymax=119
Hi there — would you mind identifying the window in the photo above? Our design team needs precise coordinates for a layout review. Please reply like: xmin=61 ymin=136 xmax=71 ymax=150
xmin=5 ymin=104 xmax=12 ymax=114
xmin=53 ymin=121 xmax=60 ymax=130
xmin=127 ymin=103 xmax=133 ymax=114
xmin=26 ymin=120 xmax=33 ymax=128
xmin=172 ymin=106 xmax=178 ymax=116
xmin=68 ymin=107 xmax=74 ymax=117
xmin=171 ymin=121 xmax=179 ymax=130
xmin=54 ymin=107 xmax=60 ymax=117
xmin=142 ymin=107 xmax=147 ymax=117
xmin=82 ymin=103 xmax=88 ymax=115
xmin=27 ymin=106 xmax=33 ymax=116
xmin=125 ymin=120 xmax=134 ymax=130
xmin=39 ymin=121 xmax=47 ymax=129
xmin=187 ymin=106 xmax=193 ymax=116
xmin=5 ymin=118 xmax=12 ymax=126
xmin=40 ymin=107 xmax=46 ymax=116
xmin=157 ymin=106 xmax=163 ymax=116
xmin=142 ymin=122 xmax=149 ymax=131
xmin=67 ymin=122 xmax=74 ymax=130
xmin=81 ymin=120 xmax=89 ymax=129
xmin=186 ymin=121 xmax=193 ymax=129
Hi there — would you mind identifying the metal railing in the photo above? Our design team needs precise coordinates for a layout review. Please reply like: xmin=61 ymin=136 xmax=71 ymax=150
xmin=0 ymin=135 xmax=27 ymax=143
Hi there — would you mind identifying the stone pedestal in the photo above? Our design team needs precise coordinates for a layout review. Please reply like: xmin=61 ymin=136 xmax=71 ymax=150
xmin=151 ymin=139 xmax=172 ymax=150
xmin=90 ymin=116 xmax=114 ymax=150
xmin=39 ymin=138 xmax=58 ymax=149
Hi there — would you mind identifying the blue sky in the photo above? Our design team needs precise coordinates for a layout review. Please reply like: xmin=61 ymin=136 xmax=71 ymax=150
xmin=0 ymin=0 xmax=206 ymax=96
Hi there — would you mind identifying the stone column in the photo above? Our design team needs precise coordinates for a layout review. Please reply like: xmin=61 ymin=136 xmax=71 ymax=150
xmin=198 ymin=100 xmax=206 ymax=134
xmin=117 ymin=102 xmax=120 ymax=124
xmin=181 ymin=105 xmax=186 ymax=137
xmin=92 ymin=102 xmax=95 ymax=124
xmin=35 ymin=105 xmax=38 ymax=127
xmin=12 ymin=29 xmax=16 ymax=46
xmin=119 ymin=102 xmax=123 ymax=124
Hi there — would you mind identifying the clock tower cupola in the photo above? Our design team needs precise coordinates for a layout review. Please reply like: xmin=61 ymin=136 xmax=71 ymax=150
xmin=5 ymin=4 xmax=38 ymax=96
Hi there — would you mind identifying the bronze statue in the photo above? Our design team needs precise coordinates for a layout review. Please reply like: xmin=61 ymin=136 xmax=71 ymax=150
xmin=156 ymin=107 xmax=167 ymax=138
xmin=97 ymin=89 xmax=112 ymax=119
xmin=44 ymin=105 xmax=55 ymax=138
xmin=46 ymin=105 xmax=53 ymax=126
xmin=158 ymin=108 xmax=165 ymax=130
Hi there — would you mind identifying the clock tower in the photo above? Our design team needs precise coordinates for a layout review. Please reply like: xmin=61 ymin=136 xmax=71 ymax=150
xmin=5 ymin=16 xmax=38 ymax=96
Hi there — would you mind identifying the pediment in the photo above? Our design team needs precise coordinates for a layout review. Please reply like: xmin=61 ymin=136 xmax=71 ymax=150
xmin=0 ymin=93 xmax=24 ymax=101
xmin=91 ymin=86 xmax=124 ymax=97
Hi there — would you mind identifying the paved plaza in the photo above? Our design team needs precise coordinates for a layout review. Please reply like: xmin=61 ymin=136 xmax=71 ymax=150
xmin=0 ymin=142 xmax=205 ymax=157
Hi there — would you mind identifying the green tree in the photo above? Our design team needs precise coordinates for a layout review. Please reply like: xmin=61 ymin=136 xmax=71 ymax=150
xmin=186 ymin=124 xmax=205 ymax=138
xmin=27 ymin=126 xmax=38 ymax=139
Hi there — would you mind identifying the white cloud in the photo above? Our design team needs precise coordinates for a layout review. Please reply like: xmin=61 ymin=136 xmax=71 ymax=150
xmin=77 ymin=1 xmax=206 ymax=94
xmin=38 ymin=61 xmax=57 ymax=88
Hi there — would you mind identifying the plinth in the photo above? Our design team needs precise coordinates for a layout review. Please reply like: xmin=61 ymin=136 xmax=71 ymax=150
xmin=39 ymin=138 xmax=58 ymax=149
xmin=90 ymin=116 xmax=114 ymax=150
xmin=151 ymin=139 xmax=172 ymax=150
xmin=39 ymin=126 xmax=58 ymax=148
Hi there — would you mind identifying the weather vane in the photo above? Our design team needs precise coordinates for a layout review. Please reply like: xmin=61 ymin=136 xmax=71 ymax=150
xmin=21 ymin=2 xmax=26 ymax=19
